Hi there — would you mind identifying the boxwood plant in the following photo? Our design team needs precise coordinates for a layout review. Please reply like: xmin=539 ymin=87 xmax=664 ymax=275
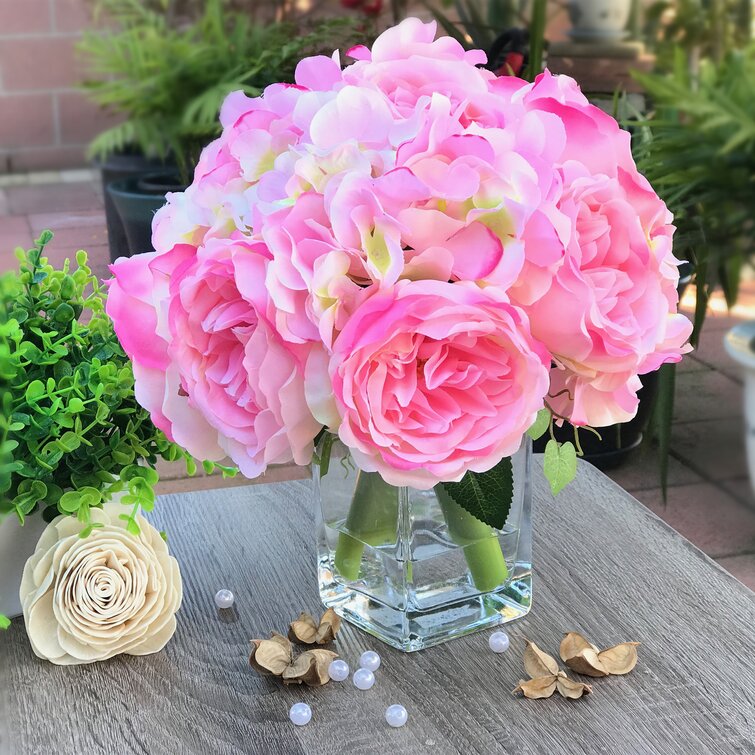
xmin=0 ymin=232 xmax=234 ymax=539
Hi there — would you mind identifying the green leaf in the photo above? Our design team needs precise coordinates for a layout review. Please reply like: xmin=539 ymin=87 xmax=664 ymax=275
xmin=0 ymin=614 xmax=10 ymax=630
xmin=440 ymin=456 xmax=514 ymax=529
xmin=543 ymin=440 xmax=577 ymax=496
xmin=319 ymin=432 xmax=334 ymax=478
xmin=527 ymin=409 xmax=551 ymax=441
xmin=25 ymin=380 xmax=46 ymax=402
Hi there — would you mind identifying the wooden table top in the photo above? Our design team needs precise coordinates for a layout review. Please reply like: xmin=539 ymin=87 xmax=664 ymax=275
xmin=2 ymin=459 xmax=754 ymax=755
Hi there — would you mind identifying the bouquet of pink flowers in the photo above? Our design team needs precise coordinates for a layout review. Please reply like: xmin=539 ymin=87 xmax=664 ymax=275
xmin=107 ymin=19 xmax=690 ymax=521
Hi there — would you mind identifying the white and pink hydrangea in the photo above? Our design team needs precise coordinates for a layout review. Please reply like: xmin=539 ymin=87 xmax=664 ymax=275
xmin=107 ymin=18 xmax=691 ymax=487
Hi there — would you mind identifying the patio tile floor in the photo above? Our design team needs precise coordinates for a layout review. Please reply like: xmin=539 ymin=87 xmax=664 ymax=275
xmin=1 ymin=172 xmax=754 ymax=591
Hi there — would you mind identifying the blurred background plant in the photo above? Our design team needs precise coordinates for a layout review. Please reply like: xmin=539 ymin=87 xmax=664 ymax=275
xmin=80 ymin=0 xmax=374 ymax=182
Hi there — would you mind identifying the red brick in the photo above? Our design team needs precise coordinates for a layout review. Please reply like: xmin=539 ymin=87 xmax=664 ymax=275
xmin=638 ymin=483 xmax=755 ymax=559
xmin=0 ymin=36 xmax=80 ymax=91
xmin=28 ymin=209 xmax=107 ymax=248
xmin=5 ymin=180 xmax=100 ymax=214
xmin=0 ymin=93 xmax=54 ymax=148
xmin=54 ymin=0 xmax=92 ymax=33
xmin=0 ymin=0 xmax=52 ymax=34
xmin=57 ymin=91 xmax=121 ymax=144
xmin=9 ymin=145 xmax=87 ymax=172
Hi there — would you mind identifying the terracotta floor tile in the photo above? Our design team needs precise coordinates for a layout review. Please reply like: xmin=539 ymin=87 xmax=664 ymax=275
xmin=637 ymin=483 xmax=755 ymax=559
xmin=5 ymin=181 xmax=102 ymax=215
xmin=603 ymin=445 xmax=702 ymax=492
xmin=673 ymin=369 xmax=743 ymax=424
xmin=720 ymin=477 xmax=755 ymax=510
xmin=716 ymin=554 xmax=755 ymax=591
xmin=28 ymin=209 xmax=107 ymax=249
xmin=670 ymin=418 xmax=747 ymax=481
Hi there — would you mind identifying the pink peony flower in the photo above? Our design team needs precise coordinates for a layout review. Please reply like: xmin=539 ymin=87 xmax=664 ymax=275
xmin=108 ymin=240 xmax=322 ymax=476
xmin=329 ymin=280 xmax=550 ymax=488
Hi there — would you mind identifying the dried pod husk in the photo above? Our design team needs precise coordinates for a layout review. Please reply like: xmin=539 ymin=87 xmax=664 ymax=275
xmin=556 ymin=671 xmax=593 ymax=699
xmin=523 ymin=640 xmax=560 ymax=678
xmin=513 ymin=675 xmax=558 ymax=699
xmin=288 ymin=612 xmax=319 ymax=645
xmin=282 ymin=649 xmax=339 ymax=687
xmin=559 ymin=632 xmax=599 ymax=662
xmin=563 ymin=647 xmax=608 ymax=678
xmin=597 ymin=642 xmax=640 ymax=675
xmin=314 ymin=608 xmax=341 ymax=644
xmin=249 ymin=633 xmax=293 ymax=676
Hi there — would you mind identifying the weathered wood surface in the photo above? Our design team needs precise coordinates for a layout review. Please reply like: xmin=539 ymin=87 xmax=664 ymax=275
xmin=2 ymin=459 xmax=754 ymax=755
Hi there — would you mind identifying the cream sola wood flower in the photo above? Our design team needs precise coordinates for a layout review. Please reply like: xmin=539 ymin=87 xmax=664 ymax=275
xmin=20 ymin=502 xmax=182 ymax=665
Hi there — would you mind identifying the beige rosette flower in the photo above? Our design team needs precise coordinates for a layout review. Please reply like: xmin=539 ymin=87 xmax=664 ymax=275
xmin=20 ymin=502 xmax=182 ymax=665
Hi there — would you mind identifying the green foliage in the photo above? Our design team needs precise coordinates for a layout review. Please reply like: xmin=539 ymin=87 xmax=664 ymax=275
xmin=440 ymin=456 xmax=513 ymax=529
xmin=542 ymin=439 xmax=577 ymax=496
xmin=0 ymin=613 xmax=10 ymax=630
xmin=0 ymin=233 xmax=196 ymax=530
xmin=527 ymin=408 xmax=551 ymax=441
xmin=80 ymin=0 xmax=372 ymax=182
xmin=631 ymin=45 xmax=755 ymax=345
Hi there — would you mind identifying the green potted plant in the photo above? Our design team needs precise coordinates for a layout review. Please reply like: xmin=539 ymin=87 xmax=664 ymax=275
xmin=80 ymin=0 xmax=370 ymax=260
xmin=0 ymin=233 xmax=233 ymax=621
xmin=631 ymin=43 xmax=755 ymax=488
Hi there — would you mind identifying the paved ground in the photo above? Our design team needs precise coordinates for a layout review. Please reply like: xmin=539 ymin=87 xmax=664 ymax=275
xmin=2 ymin=171 xmax=754 ymax=591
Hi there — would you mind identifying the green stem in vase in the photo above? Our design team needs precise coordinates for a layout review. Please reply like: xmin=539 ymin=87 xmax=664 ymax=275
xmin=435 ymin=485 xmax=509 ymax=593
xmin=334 ymin=470 xmax=400 ymax=581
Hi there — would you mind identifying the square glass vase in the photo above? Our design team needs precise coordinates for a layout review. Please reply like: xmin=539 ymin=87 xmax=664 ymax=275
xmin=314 ymin=439 xmax=532 ymax=652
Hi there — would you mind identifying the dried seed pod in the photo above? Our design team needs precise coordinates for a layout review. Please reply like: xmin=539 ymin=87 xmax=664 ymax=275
xmin=523 ymin=640 xmax=560 ymax=678
xmin=559 ymin=632 xmax=599 ymax=661
xmin=513 ymin=675 xmax=558 ymax=699
xmin=563 ymin=646 xmax=608 ymax=678
xmin=288 ymin=612 xmax=319 ymax=645
xmin=249 ymin=633 xmax=293 ymax=676
xmin=597 ymin=642 xmax=640 ymax=675
xmin=282 ymin=649 xmax=339 ymax=687
xmin=314 ymin=608 xmax=341 ymax=644
xmin=556 ymin=671 xmax=593 ymax=699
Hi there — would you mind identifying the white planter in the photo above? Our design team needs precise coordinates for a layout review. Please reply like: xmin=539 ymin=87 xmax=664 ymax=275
xmin=567 ymin=0 xmax=632 ymax=41
xmin=0 ymin=513 xmax=49 ymax=618
xmin=725 ymin=321 xmax=755 ymax=496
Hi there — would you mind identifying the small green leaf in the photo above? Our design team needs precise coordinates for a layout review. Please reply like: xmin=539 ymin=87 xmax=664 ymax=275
xmin=527 ymin=408 xmax=551 ymax=441
xmin=25 ymin=380 xmax=45 ymax=402
xmin=440 ymin=456 xmax=514 ymax=529
xmin=543 ymin=440 xmax=577 ymax=496
xmin=0 ymin=614 xmax=10 ymax=630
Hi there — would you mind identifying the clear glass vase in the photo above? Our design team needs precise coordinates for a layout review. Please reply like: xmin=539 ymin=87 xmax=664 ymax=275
xmin=315 ymin=439 xmax=532 ymax=652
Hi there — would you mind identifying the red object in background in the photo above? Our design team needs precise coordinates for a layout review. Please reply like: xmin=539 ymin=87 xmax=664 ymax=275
xmin=495 ymin=52 xmax=525 ymax=77
xmin=363 ymin=0 xmax=383 ymax=14
xmin=340 ymin=0 xmax=364 ymax=7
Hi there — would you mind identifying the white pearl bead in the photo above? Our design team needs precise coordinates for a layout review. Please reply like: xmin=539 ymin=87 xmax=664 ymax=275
xmin=214 ymin=589 xmax=234 ymax=609
xmin=359 ymin=650 xmax=381 ymax=672
xmin=488 ymin=630 xmax=510 ymax=653
xmin=328 ymin=659 xmax=349 ymax=682
xmin=289 ymin=702 xmax=312 ymax=726
xmin=352 ymin=667 xmax=375 ymax=690
xmin=385 ymin=704 xmax=408 ymax=728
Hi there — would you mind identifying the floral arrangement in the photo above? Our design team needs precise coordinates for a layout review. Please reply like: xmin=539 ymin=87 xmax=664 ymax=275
xmin=107 ymin=18 xmax=691 ymax=527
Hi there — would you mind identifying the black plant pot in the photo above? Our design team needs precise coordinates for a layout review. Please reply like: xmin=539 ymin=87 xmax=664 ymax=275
xmin=106 ymin=171 xmax=186 ymax=260
xmin=97 ymin=150 xmax=174 ymax=262
xmin=533 ymin=263 xmax=694 ymax=469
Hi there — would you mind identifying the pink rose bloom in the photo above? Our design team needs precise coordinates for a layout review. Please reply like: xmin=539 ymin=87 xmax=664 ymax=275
xmin=330 ymin=280 xmax=550 ymax=488
xmin=108 ymin=240 xmax=321 ymax=476
xmin=520 ymin=161 xmax=692 ymax=427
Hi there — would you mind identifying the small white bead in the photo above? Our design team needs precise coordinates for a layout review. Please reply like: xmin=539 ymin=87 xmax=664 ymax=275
xmin=359 ymin=650 xmax=381 ymax=672
xmin=289 ymin=702 xmax=312 ymax=726
xmin=214 ymin=589 xmax=234 ymax=609
xmin=352 ymin=667 xmax=375 ymax=690
xmin=385 ymin=704 xmax=408 ymax=728
xmin=328 ymin=659 xmax=349 ymax=682
xmin=488 ymin=630 xmax=510 ymax=653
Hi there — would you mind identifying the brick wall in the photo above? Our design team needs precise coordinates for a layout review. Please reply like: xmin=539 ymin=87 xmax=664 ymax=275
xmin=0 ymin=0 xmax=119 ymax=173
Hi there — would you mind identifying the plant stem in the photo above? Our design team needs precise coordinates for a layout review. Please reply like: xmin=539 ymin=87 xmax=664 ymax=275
xmin=334 ymin=470 xmax=399 ymax=581
xmin=435 ymin=485 xmax=509 ymax=593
